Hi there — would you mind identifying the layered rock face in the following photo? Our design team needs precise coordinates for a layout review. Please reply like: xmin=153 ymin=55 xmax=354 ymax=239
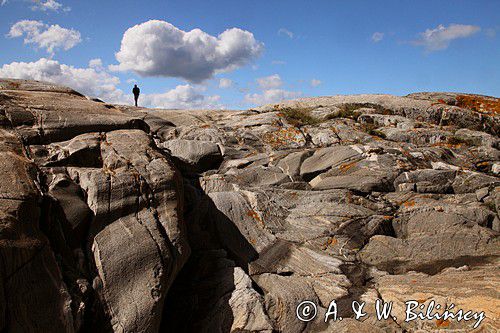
xmin=0 ymin=79 xmax=499 ymax=332
xmin=0 ymin=79 xmax=189 ymax=332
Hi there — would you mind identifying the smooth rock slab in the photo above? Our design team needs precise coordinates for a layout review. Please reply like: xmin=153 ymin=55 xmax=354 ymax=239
xmin=92 ymin=215 xmax=166 ymax=333
xmin=300 ymin=145 xmax=363 ymax=180
xmin=160 ymin=139 xmax=222 ymax=172
xmin=73 ymin=129 xmax=189 ymax=333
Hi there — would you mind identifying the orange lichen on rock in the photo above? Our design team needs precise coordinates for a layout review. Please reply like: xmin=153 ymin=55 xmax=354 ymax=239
xmin=432 ymin=141 xmax=464 ymax=149
xmin=247 ymin=210 xmax=264 ymax=226
xmin=402 ymin=200 xmax=415 ymax=207
xmin=322 ymin=237 xmax=338 ymax=250
xmin=244 ymin=151 xmax=256 ymax=158
xmin=430 ymin=99 xmax=448 ymax=107
xmin=436 ymin=318 xmax=450 ymax=328
xmin=338 ymin=161 xmax=358 ymax=173
xmin=455 ymin=94 xmax=500 ymax=115
xmin=262 ymin=127 xmax=304 ymax=147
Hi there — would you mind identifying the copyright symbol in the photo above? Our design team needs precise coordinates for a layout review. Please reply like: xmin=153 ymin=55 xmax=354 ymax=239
xmin=296 ymin=301 xmax=317 ymax=322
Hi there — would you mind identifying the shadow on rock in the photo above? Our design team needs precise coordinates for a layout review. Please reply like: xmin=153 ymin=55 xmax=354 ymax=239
xmin=161 ymin=177 xmax=259 ymax=332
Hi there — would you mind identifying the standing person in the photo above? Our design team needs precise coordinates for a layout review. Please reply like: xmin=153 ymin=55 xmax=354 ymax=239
xmin=132 ymin=84 xmax=140 ymax=107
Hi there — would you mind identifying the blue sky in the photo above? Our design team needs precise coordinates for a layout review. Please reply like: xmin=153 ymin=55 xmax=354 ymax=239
xmin=0 ymin=0 xmax=498 ymax=109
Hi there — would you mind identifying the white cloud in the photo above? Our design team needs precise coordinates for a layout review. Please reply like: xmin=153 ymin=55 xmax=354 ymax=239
xmin=7 ymin=20 xmax=81 ymax=55
xmin=142 ymin=85 xmax=222 ymax=109
xmin=126 ymin=78 xmax=137 ymax=84
xmin=244 ymin=89 xmax=301 ymax=105
xmin=88 ymin=58 xmax=103 ymax=70
xmin=31 ymin=0 xmax=63 ymax=11
xmin=111 ymin=20 xmax=264 ymax=83
xmin=278 ymin=28 xmax=294 ymax=39
xmin=0 ymin=58 xmax=123 ymax=102
xmin=412 ymin=24 xmax=480 ymax=52
xmin=257 ymin=74 xmax=282 ymax=89
xmin=0 ymin=58 xmax=223 ymax=109
xmin=310 ymin=79 xmax=321 ymax=87
xmin=219 ymin=78 xmax=233 ymax=89
xmin=371 ymin=32 xmax=384 ymax=43
xmin=2 ymin=0 xmax=70 ymax=11
xmin=245 ymin=74 xmax=301 ymax=105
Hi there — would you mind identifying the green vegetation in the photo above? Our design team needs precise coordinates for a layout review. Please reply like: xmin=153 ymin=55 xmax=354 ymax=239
xmin=279 ymin=107 xmax=320 ymax=127
xmin=360 ymin=122 xmax=387 ymax=138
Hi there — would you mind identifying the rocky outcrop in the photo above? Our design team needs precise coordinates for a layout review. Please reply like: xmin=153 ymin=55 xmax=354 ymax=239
xmin=1 ymin=79 xmax=499 ymax=332
xmin=0 ymin=79 xmax=189 ymax=333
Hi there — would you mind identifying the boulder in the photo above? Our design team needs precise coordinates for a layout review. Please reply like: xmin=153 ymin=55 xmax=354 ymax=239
xmin=300 ymin=145 xmax=364 ymax=180
xmin=160 ymin=139 xmax=223 ymax=173
xmin=394 ymin=169 xmax=456 ymax=193
xmin=359 ymin=211 xmax=499 ymax=274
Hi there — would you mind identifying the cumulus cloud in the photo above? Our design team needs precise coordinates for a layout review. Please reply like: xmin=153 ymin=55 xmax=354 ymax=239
xmin=219 ymin=78 xmax=233 ymax=89
xmin=371 ymin=32 xmax=384 ymax=43
xmin=244 ymin=89 xmax=301 ymax=105
xmin=310 ymin=79 xmax=321 ymax=87
xmin=111 ymin=20 xmax=263 ymax=83
xmin=257 ymin=74 xmax=283 ymax=89
xmin=2 ymin=0 xmax=70 ymax=11
xmin=0 ymin=58 xmax=124 ymax=102
xmin=7 ymin=20 xmax=81 ymax=55
xmin=278 ymin=28 xmax=294 ymax=39
xmin=142 ymin=85 xmax=222 ymax=109
xmin=412 ymin=24 xmax=480 ymax=52
xmin=244 ymin=74 xmax=300 ymax=105
xmin=0 ymin=58 xmax=223 ymax=109
xmin=88 ymin=58 xmax=104 ymax=70
xmin=31 ymin=0 xmax=66 ymax=12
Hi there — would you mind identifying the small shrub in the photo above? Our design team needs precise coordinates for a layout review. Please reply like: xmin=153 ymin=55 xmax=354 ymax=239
xmin=280 ymin=107 xmax=320 ymax=127
xmin=371 ymin=129 xmax=387 ymax=139
xmin=338 ymin=105 xmax=362 ymax=120
xmin=360 ymin=123 xmax=386 ymax=138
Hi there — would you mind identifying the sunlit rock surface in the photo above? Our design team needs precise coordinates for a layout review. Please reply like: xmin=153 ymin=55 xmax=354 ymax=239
xmin=0 ymin=78 xmax=498 ymax=332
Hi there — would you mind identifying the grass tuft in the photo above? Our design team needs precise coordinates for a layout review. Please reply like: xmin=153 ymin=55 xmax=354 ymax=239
xmin=279 ymin=107 xmax=320 ymax=127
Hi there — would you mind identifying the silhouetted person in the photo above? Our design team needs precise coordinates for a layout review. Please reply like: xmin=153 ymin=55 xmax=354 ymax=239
xmin=132 ymin=84 xmax=140 ymax=107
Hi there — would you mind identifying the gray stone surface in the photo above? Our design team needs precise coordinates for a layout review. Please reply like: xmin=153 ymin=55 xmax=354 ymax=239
xmin=160 ymin=138 xmax=222 ymax=172
xmin=1 ymin=79 xmax=499 ymax=332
